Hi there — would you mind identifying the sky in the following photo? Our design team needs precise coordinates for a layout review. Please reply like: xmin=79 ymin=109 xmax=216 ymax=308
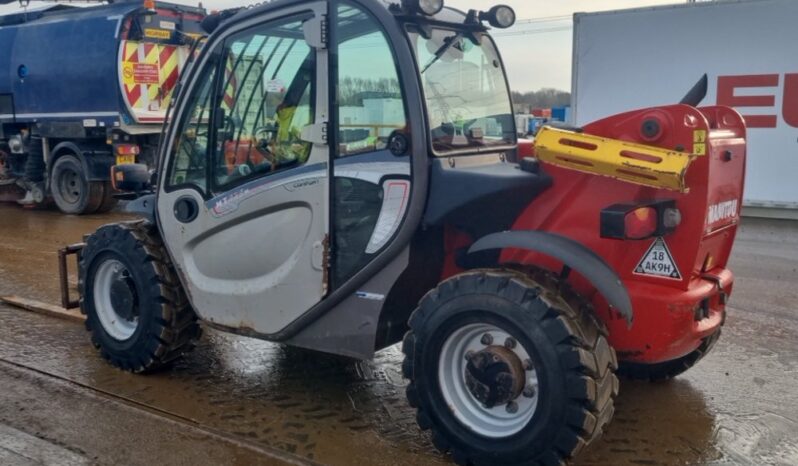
xmin=0 ymin=0 xmax=680 ymax=92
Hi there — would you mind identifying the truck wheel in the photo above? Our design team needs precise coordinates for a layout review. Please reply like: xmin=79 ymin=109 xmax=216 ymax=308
xmin=94 ymin=182 xmax=119 ymax=214
xmin=51 ymin=154 xmax=103 ymax=214
xmin=79 ymin=221 xmax=201 ymax=373
xmin=617 ymin=330 xmax=721 ymax=382
xmin=402 ymin=269 xmax=618 ymax=466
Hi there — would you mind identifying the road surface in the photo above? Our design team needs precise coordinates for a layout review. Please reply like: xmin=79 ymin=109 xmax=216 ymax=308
xmin=0 ymin=204 xmax=796 ymax=465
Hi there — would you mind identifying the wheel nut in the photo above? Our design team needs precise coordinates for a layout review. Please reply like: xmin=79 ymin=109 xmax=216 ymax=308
xmin=506 ymin=401 xmax=518 ymax=414
xmin=480 ymin=333 xmax=493 ymax=345
xmin=504 ymin=337 xmax=516 ymax=349
xmin=523 ymin=359 xmax=533 ymax=371
xmin=465 ymin=350 xmax=475 ymax=361
xmin=523 ymin=386 xmax=536 ymax=398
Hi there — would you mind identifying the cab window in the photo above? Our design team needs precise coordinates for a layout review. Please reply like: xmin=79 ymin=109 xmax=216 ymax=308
xmin=336 ymin=4 xmax=407 ymax=157
xmin=167 ymin=61 xmax=216 ymax=193
xmin=211 ymin=18 xmax=315 ymax=191
xmin=409 ymin=28 xmax=515 ymax=154
xmin=332 ymin=3 xmax=409 ymax=286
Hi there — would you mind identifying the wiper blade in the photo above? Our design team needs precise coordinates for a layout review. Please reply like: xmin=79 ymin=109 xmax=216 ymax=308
xmin=421 ymin=32 xmax=463 ymax=74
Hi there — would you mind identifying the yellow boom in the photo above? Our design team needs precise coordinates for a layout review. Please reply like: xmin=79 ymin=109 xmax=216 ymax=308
xmin=534 ymin=126 xmax=696 ymax=192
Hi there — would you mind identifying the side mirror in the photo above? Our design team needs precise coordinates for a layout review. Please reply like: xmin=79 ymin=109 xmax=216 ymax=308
xmin=200 ymin=8 xmax=241 ymax=34
xmin=302 ymin=16 xmax=327 ymax=49
xmin=215 ymin=108 xmax=235 ymax=141
xmin=215 ymin=108 xmax=229 ymax=131
xmin=112 ymin=163 xmax=153 ymax=193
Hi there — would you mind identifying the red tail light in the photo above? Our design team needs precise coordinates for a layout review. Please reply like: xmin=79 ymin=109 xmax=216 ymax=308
xmin=624 ymin=207 xmax=657 ymax=240
xmin=600 ymin=200 xmax=679 ymax=240
xmin=115 ymin=144 xmax=141 ymax=156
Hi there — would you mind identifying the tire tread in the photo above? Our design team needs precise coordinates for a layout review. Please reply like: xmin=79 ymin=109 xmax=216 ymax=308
xmin=79 ymin=220 xmax=201 ymax=373
xmin=402 ymin=267 xmax=618 ymax=465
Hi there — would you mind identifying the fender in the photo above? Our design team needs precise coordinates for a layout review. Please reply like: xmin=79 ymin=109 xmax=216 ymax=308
xmin=468 ymin=230 xmax=633 ymax=324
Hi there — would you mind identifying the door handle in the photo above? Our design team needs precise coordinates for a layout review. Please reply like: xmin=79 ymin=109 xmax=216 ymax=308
xmin=174 ymin=196 xmax=199 ymax=223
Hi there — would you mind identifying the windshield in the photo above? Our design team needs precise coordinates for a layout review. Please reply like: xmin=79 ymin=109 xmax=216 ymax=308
xmin=409 ymin=28 xmax=515 ymax=154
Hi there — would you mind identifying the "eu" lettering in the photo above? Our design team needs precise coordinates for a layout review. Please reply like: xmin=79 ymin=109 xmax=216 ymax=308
xmin=717 ymin=74 xmax=798 ymax=128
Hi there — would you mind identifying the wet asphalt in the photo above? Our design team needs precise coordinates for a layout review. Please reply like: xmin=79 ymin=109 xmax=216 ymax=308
xmin=0 ymin=203 xmax=796 ymax=465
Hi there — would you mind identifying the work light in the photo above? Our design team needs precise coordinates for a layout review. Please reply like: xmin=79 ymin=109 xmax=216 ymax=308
xmin=403 ymin=0 xmax=444 ymax=16
xmin=483 ymin=5 xmax=516 ymax=29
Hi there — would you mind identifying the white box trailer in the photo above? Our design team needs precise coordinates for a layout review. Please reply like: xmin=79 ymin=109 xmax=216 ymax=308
xmin=572 ymin=0 xmax=798 ymax=216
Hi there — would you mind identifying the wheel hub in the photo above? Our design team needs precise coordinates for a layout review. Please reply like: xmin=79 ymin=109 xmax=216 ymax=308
xmin=93 ymin=259 xmax=140 ymax=341
xmin=109 ymin=272 xmax=137 ymax=322
xmin=465 ymin=346 xmax=526 ymax=408
xmin=439 ymin=323 xmax=539 ymax=438
xmin=58 ymin=167 xmax=82 ymax=204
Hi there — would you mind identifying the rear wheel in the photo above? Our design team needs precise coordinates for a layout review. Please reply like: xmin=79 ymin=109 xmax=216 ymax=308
xmin=51 ymin=154 xmax=105 ymax=215
xmin=618 ymin=330 xmax=721 ymax=382
xmin=79 ymin=221 xmax=201 ymax=373
xmin=403 ymin=269 xmax=618 ymax=466
xmin=94 ymin=182 xmax=119 ymax=214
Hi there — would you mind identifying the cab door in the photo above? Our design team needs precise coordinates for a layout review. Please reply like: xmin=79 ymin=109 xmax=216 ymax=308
xmin=156 ymin=2 xmax=330 ymax=335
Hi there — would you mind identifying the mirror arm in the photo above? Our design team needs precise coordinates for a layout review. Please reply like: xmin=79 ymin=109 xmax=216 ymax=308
xmin=302 ymin=15 xmax=327 ymax=49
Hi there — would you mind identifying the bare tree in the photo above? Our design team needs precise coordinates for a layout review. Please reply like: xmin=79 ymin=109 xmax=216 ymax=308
xmin=511 ymin=88 xmax=570 ymax=112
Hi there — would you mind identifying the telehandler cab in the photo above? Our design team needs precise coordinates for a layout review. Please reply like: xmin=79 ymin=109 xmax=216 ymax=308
xmin=64 ymin=0 xmax=746 ymax=464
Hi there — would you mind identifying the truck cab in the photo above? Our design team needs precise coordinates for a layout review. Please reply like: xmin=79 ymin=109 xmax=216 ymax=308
xmin=0 ymin=0 xmax=205 ymax=214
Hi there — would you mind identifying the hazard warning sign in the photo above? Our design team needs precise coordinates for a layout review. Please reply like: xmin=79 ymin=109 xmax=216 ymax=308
xmin=122 ymin=63 xmax=160 ymax=86
xmin=633 ymin=237 xmax=682 ymax=280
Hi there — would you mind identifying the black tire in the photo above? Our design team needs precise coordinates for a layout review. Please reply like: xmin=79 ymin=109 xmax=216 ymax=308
xmin=51 ymin=154 xmax=104 ymax=215
xmin=79 ymin=220 xmax=201 ymax=373
xmin=94 ymin=182 xmax=119 ymax=214
xmin=617 ymin=330 xmax=721 ymax=382
xmin=403 ymin=269 xmax=618 ymax=466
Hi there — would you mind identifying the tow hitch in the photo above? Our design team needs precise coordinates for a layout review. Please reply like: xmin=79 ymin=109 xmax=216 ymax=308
xmin=58 ymin=243 xmax=85 ymax=310
xmin=701 ymin=273 xmax=729 ymax=305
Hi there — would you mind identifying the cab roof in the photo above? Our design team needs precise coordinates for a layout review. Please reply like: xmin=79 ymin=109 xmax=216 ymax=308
xmin=210 ymin=0 xmax=471 ymax=37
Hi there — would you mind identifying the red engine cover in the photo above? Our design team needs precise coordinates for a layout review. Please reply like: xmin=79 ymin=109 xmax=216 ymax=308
xmin=505 ymin=104 xmax=746 ymax=363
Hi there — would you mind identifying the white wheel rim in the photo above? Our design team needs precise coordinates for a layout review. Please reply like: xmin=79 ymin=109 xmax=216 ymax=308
xmin=93 ymin=258 xmax=139 ymax=341
xmin=438 ymin=323 xmax=539 ymax=438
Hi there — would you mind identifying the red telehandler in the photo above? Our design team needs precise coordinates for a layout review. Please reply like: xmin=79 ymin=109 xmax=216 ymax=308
xmin=60 ymin=1 xmax=745 ymax=464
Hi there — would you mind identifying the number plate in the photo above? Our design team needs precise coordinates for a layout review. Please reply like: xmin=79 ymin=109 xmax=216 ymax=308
xmin=116 ymin=154 xmax=136 ymax=165
xmin=633 ymin=237 xmax=682 ymax=280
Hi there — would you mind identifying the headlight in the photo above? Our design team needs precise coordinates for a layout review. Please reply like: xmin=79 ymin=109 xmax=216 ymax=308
xmin=402 ymin=0 xmax=444 ymax=17
xmin=485 ymin=5 xmax=516 ymax=29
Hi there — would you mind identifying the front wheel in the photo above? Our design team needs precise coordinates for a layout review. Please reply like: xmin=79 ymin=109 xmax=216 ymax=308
xmin=402 ymin=269 xmax=618 ymax=466
xmin=79 ymin=221 xmax=201 ymax=373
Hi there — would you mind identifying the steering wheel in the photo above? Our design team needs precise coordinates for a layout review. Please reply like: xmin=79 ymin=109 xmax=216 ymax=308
xmin=254 ymin=124 xmax=279 ymax=146
xmin=252 ymin=124 xmax=281 ymax=168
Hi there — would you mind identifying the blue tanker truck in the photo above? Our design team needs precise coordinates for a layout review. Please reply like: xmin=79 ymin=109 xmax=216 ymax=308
xmin=0 ymin=0 xmax=205 ymax=214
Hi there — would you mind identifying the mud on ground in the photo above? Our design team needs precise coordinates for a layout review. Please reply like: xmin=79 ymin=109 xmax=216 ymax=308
xmin=0 ymin=204 xmax=796 ymax=465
